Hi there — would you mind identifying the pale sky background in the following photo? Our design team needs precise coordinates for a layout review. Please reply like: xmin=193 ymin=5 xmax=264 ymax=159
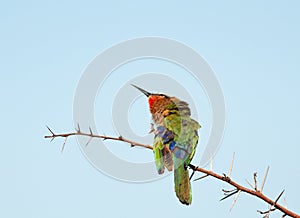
xmin=1 ymin=1 xmax=300 ymax=218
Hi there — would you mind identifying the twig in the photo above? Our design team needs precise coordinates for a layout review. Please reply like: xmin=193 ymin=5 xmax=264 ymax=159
xmin=257 ymin=206 xmax=276 ymax=217
xmin=254 ymin=172 xmax=258 ymax=191
xmin=44 ymin=126 xmax=153 ymax=150
xmin=257 ymin=190 xmax=285 ymax=217
xmin=189 ymin=165 xmax=297 ymax=217
xmin=44 ymin=128 xmax=300 ymax=218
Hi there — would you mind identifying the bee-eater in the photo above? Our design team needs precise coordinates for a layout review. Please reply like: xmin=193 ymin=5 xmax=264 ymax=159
xmin=132 ymin=85 xmax=201 ymax=205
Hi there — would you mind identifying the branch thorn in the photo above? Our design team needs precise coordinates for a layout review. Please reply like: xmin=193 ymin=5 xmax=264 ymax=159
xmin=230 ymin=190 xmax=241 ymax=211
xmin=261 ymin=166 xmax=270 ymax=193
xmin=220 ymin=189 xmax=238 ymax=201
xmin=254 ymin=172 xmax=258 ymax=191
xmin=245 ymin=179 xmax=255 ymax=190
xmin=275 ymin=189 xmax=285 ymax=204
xmin=86 ymin=137 xmax=93 ymax=147
xmin=46 ymin=125 xmax=55 ymax=136
xmin=76 ymin=123 xmax=81 ymax=133
xmin=228 ymin=152 xmax=235 ymax=178
xmin=61 ymin=137 xmax=67 ymax=153
xmin=193 ymin=174 xmax=208 ymax=182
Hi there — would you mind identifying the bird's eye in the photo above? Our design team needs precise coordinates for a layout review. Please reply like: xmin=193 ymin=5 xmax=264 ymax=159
xmin=159 ymin=94 xmax=169 ymax=98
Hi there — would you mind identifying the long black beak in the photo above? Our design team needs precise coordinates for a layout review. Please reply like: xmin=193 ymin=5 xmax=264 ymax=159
xmin=131 ymin=84 xmax=151 ymax=97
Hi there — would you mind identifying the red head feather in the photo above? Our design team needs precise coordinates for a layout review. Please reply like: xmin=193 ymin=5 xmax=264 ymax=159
xmin=148 ymin=95 xmax=159 ymax=110
xmin=131 ymin=84 xmax=171 ymax=114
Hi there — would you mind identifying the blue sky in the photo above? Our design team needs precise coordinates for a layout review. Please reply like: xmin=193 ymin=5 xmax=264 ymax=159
xmin=1 ymin=1 xmax=299 ymax=217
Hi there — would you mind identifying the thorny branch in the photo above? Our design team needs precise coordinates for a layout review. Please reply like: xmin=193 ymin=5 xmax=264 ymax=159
xmin=45 ymin=125 xmax=153 ymax=152
xmin=44 ymin=126 xmax=299 ymax=218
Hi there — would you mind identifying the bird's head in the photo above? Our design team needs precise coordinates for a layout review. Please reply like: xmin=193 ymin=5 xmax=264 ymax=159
xmin=131 ymin=84 xmax=174 ymax=114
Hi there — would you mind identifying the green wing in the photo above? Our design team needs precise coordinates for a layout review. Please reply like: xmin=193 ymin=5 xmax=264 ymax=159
xmin=164 ymin=113 xmax=201 ymax=205
xmin=164 ymin=114 xmax=200 ymax=165
xmin=153 ymin=131 xmax=174 ymax=174
xmin=153 ymin=136 xmax=165 ymax=174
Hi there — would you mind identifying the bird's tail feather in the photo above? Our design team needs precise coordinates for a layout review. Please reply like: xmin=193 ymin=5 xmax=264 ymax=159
xmin=174 ymin=165 xmax=192 ymax=205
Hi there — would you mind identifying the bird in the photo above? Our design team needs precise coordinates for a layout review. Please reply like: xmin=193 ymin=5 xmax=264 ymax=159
xmin=132 ymin=84 xmax=201 ymax=205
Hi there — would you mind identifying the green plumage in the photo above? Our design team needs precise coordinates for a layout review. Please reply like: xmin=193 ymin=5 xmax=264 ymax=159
xmin=132 ymin=85 xmax=201 ymax=205
xmin=152 ymin=97 xmax=200 ymax=205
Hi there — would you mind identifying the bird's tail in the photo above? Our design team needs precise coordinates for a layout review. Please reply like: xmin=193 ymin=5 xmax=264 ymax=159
xmin=174 ymin=164 xmax=192 ymax=205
